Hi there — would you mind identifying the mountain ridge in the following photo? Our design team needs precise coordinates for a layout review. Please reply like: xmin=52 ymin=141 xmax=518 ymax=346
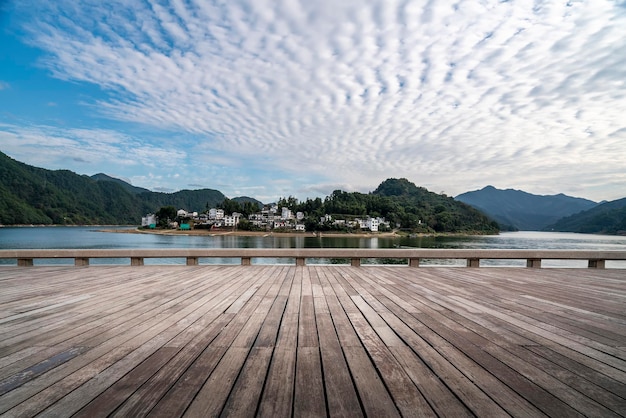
xmin=455 ymin=185 xmax=598 ymax=231
xmin=0 ymin=152 xmax=497 ymax=233
xmin=91 ymin=173 xmax=151 ymax=194
xmin=0 ymin=151 xmax=226 ymax=225
xmin=4 ymin=151 xmax=620 ymax=234
xmin=544 ymin=198 xmax=626 ymax=235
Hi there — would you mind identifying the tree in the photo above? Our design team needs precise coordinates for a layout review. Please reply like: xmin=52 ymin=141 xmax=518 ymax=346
xmin=156 ymin=206 xmax=176 ymax=227
xmin=219 ymin=198 xmax=241 ymax=215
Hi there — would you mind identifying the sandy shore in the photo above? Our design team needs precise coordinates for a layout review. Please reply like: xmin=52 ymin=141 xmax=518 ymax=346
xmin=102 ymin=227 xmax=401 ymax=239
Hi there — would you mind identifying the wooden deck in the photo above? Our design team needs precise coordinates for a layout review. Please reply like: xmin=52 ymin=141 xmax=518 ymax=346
xmin=0 ymin=265 xmax=624 ymax=417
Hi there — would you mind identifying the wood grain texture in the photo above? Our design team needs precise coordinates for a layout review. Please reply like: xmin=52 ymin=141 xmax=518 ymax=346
xmin=0 ymin=265 xmax=624 ymax=417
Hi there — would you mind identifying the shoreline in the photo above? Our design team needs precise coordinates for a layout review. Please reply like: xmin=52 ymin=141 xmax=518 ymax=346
xmin=2 ymin=224 xmax=500 ymax=238
xmin=100 ymin=227 xmax=403 ymax=238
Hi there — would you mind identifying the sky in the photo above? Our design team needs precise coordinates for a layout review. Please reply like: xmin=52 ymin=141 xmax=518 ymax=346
xmin=1 ymin=0 xmax=625 ymax=203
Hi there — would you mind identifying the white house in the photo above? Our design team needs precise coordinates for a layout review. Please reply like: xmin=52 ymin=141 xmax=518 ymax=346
xmin=209 ymin=208 xmax=225 ymax=220
xmin=224 ymin=213 xmax=240 ymax=227
xmin=367 ymin=217 xmax=379 ymax=232
xmin=248 ymin=213 xmax=265 ymax=227
xmin=273 ymin=220 xmax=288 ymax=229
xmin=141 ymin=214 xmax=157 ymax=227
xmin=353 ymin=217 xmax=379 ymax=232
xmin=281 ymin=207 xmax=292 ymax=220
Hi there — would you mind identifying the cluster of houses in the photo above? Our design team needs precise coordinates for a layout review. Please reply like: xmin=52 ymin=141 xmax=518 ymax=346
xmin=248 ymin=206 xmax=307 ymax=231
xmin=142 ymin=204 xmax=389 ymax=232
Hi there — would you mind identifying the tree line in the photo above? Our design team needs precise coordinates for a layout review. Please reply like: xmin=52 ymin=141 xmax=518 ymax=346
xmin=161 ymin=178 xmax=500 ymax=234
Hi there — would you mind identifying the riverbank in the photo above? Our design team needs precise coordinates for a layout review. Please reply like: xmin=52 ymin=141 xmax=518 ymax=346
xmin=102 ymin=227 xmax=402 ymax=239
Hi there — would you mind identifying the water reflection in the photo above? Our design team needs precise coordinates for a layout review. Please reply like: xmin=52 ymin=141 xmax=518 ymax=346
xmin=1 ymin=228 xmax=625 ymax=267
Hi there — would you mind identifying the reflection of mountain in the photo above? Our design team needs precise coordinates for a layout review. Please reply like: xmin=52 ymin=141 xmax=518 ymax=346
xmin=455 ymin=186 xmax=597 ymax=231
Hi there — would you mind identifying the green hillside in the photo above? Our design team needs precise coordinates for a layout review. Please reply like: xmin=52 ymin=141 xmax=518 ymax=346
xmin=91 ymin=173 xmax=150 ymax=194
xmin=371 ymin=178 xmax=499 ymax=233
xmin=544 ymin=198 xmax=626 ymax=235
xmin=281 ymin=178 xmax=499 ymax=234
xmin=0 ymin=152 xmax=498 ymax=233
xmin=0 ymin=151 xmax=225 ymax=225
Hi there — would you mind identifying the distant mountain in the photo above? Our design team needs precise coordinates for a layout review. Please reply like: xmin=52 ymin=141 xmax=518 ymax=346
xmin=0 ymin=152 xmax=497 ymax=233
xmin=0 ymin=151 xmax=227 ymax=225
xmin=232 ymin=196 xmax=264 ymax=208
xmin=91 ymin=173 xmax=150 ymax=194
xmin=544 ymin=198 xmax=626 ymax=235
xmin=138 ymin=188 xmax=226 ymax=213
xmin=455 ymin=186 xmax=597 ymax=231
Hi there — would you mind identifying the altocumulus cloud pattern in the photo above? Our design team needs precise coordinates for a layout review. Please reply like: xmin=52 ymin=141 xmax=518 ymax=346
xmin=1 ymin=0 xmax=625 ymax=201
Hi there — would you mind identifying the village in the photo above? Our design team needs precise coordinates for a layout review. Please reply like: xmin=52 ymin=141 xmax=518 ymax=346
xmin=141 ymin=204 xmax=390 ymax=233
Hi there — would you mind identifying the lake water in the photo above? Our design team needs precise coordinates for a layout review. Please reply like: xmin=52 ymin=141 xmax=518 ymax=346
xmin=1 ymin=227 xmax=625 ymax=268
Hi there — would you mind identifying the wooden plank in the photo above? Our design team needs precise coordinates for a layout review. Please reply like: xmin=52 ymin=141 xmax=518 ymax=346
xmin=294 ymin=346 xmax=326 ymax=417
xmin=352 ymin=268 xmax=536 ymax=417
xmin=379 ymin=267 xmax=626 ymax=416
xmin=72 ymin=347 xmax=179 ymax=417
xmin=339 ymin=269 xmax=475 ymax=417
xmin=220 ymin=347 xmax=274 ymax=417
xmin=0 ymin=269 xmax=215 ymax=414
xmin=253 ymin=269 xmax=292 ymax=348
xmin=0 ymin=346 xmax=88 ymax=396
xmin=315 ymin=313 xmax=364 ymax=417
xmin=298 ymin=295 xmax=318 ymax=348
xmin=94 ymin=271 xmax=252 ymax=418
xmin=183 ymin=347 xmax=250 ymax=416
xmin=380 ymin=280 xmax=610 ymax=416
xmin=148 ymin=267 xmax=281 ymax=416
xmin=322 ymin=268 xmax=402 ymax=417
xmin=0 ymin=265 xmax=624 ymax=418
xmin=147 ymin=346 xmax=225 ymax=417
xmin=388 ymin=345 xmax=475 ymax=417
xmin=423 ymin=293 xmax=626 ymax=415
xmin=256 ymin=346 xmax=296 ymax=417
xmin=342 ymin=346 xmax=401 ymax=417
xmin=16 ymin=268 xmax=255 ymax=417
xmin=410 ymin=270 xmax=626 ymax=382
xmin=0 ymin=267 xmax=259 ymax=416
xmin=275 ymin=267 xmax=301 ymax=347
xmin=400 ymin=290 xmax=626 ymax=414
xmin=0 ymin=266 xmax=221 ymax=359
xmin=110 ymin=313 xmax=236 ymax=417
xmin=312 ymin=267 xmax=363 ymax=418
xmin=257 ymin=267 xmax=300 ymax=416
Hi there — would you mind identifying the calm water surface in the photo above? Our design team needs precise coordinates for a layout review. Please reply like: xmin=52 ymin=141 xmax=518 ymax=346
xmin=1 ymin=227 xmax=625 ymax=267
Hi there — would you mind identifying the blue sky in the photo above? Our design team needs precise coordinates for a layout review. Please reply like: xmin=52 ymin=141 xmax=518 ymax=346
xmin=1 ymin=0 xmax=625 ymax=203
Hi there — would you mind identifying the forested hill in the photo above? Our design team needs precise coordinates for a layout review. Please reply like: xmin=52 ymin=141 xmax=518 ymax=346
xmin=90 ymin=173 xmax=150 ymax=194
xmin=281 ymin=178 xmax=499 ymax=234
xmin=0 ymin=152 xmax=498 ymax=232
xmin=0 ymin=151 xmax=225 ymax=225
xmin=371 ymin=178 xmax=499 ymax=233
xmin=544 ymin=198 xmax=626 ymax=235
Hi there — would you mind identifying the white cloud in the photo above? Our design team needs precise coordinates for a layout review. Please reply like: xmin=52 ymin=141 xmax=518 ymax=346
xmin=10 ymin=0 xmax=626 ymax=201
xmin=0 ymin=122 xmax=187 ymax=177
